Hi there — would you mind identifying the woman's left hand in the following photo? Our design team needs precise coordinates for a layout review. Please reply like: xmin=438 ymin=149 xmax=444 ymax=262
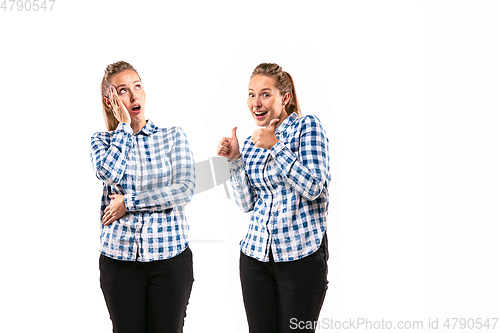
xmin=102 ymin=194 xmax=127 ymax=226
xmin=251 ymin=118 xmax=280 ymax=150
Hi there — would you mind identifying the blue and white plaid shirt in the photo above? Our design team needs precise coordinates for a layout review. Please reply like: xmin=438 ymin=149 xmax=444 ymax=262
xmin=90 ymin=121 xmax=195 ymax=262
xmin=229 ymin=113 xmax=330 ymax=262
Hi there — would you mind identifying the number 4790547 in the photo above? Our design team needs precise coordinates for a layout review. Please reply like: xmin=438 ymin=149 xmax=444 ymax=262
xmin=1 ymin=0 xmax=56 ymax=11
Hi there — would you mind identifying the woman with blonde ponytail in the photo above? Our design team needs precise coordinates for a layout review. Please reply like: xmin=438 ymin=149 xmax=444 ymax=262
xmin=91 ymin=61 xmax=195 ymax=333
xmin=217 ymin=63 xmax=331 ymax=332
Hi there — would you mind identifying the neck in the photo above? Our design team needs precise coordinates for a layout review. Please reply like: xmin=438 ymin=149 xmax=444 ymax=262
xmin=274 ymin=110 xmax=289 ymax=128
xmin=131 ymin=119 xmax=147 ymax=134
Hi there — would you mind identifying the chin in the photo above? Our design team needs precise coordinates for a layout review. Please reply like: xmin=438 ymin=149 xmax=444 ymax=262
xmin=253 ymin=117 xmax=267 ymax=127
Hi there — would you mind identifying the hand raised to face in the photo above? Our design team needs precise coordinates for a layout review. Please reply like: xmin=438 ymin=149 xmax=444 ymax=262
xmin=106 ymin=86 xmax=131 ymax=125
xmin=251 ymin=118 xmax=280 ymax=150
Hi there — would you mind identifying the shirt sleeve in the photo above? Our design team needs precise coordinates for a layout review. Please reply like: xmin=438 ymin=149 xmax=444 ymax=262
xmin=124 ymin=127 xmax=195 ymax=212
xmin=269 ymin=115 xmax=330 ymax=201
xmin=90 ymin=123 xmax=134 ymax=186
xmin=229 ymin=157 xmax=255 ymax=213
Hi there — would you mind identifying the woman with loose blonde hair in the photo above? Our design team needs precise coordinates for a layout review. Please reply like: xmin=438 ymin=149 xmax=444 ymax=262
xmin=91 ymin=60 xmax=195 ymax=333
xmin=100 ymin=61 xmax=140 ymax=131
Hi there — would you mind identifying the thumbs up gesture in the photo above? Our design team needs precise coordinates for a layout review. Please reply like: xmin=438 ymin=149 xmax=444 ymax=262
xmin=251 ymin=118 xmax=280 ymax=150
xmin=217 ymin=127 xmax=242 ymax=162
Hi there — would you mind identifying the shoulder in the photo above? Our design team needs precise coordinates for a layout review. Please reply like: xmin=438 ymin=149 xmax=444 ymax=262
xmin=154 ymin=126 xmax=192 ymax=149
xmin=154 ymin=125 xmax=186 ymax=138
xmin=288 ymin=115 xmax=329 ymax=148
xmin=291 ymin=114 xmax=327 ymax=135
xmin=296 ymin=114 xmax=323 ymax=128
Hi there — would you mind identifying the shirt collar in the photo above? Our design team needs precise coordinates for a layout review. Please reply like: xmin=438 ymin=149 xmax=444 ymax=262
xmin=135 ymin=119 xmax=155 ymax=136
xmin=275 ymin=112 xmax=298 ymax=134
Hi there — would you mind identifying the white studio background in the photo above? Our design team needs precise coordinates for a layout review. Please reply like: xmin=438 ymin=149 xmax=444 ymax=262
xmin=0 ymin=1 xmax=499 ymax=332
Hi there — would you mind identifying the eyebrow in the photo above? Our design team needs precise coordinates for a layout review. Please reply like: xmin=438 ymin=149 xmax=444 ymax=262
xmin=248 ymin=87 xmax=272 ymax=91
xmin=115 ymin=80 xmax=141 ymax=89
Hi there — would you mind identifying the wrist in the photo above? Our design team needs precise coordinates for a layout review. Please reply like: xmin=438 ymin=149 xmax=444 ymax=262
xmin=228 ymin=153 xmax=241 ymax=162
xmin=267 ymin=138 xmax=279 ymax=150
xmin=116 ymin=122 xmax=133 ymax=134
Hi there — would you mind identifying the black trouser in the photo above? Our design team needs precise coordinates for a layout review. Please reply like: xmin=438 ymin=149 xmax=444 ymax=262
xmin=99 ymin=248 xmax=194 ymax=333
xmin=240 ymin=235 xmax=329 ymax=333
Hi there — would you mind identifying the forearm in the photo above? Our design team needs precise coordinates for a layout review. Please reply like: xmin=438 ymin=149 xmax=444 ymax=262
xmin=270 ymin=142 xmax=328 ymax=200
xmin=124 ymin=126 xmax=195 ymax=212
xmin=124 ymin=180 xmax=195 ymax=212
xmin=91 ymin=123 xmax=133 ymax=185
xmin=269 ymin=116 xmax=330 ymax=201
xmin=229 ymin=158 xmax=255 ymax=213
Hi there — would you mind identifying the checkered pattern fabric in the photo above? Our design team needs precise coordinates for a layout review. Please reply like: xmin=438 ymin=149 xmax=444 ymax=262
xmin=229 ymin=113 xmax=330 ymax=262
xmin=90 ymin=121 xmax=195 ymax=262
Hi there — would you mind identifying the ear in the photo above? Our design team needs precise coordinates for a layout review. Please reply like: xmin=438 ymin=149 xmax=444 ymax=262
xmin=282 ymin=92 xmax=291 ymax=106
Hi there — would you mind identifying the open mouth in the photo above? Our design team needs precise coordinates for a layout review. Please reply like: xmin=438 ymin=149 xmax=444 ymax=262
xmin=254 ymin=111 xmax=267 ymax=119
xmin=131 ymin=105 xmax=141 ymax=113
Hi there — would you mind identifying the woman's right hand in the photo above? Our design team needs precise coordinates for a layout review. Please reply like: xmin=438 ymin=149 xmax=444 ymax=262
xmin=217 ymin=127 xmax=241 ymax=162
xmin=108 ymin=86 xmax=131 ymax=125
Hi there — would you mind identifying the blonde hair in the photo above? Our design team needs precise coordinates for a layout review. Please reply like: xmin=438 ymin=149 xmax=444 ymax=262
xmin=100 ymin=61 xmax=141 ymax=131
xmin=251 ymin=63 xmax=302 ymax=117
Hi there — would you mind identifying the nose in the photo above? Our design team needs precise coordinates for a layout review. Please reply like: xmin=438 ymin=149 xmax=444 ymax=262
xmin=129 ymin=90 xmax=138 ymax=102
xmin=252 ymin=96 xmax=262 ymax=110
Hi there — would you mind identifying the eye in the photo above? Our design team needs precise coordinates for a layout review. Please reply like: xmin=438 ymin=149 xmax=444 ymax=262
xmin=249 ymin=93 xmax=255 ymax=98
xmin=119 ymin=88 xmax=127 ymax=94
xmin=135 ymin=84 xmax=142 ymax=90
xmin=263 ymin=93 xmax=270 ymax=98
